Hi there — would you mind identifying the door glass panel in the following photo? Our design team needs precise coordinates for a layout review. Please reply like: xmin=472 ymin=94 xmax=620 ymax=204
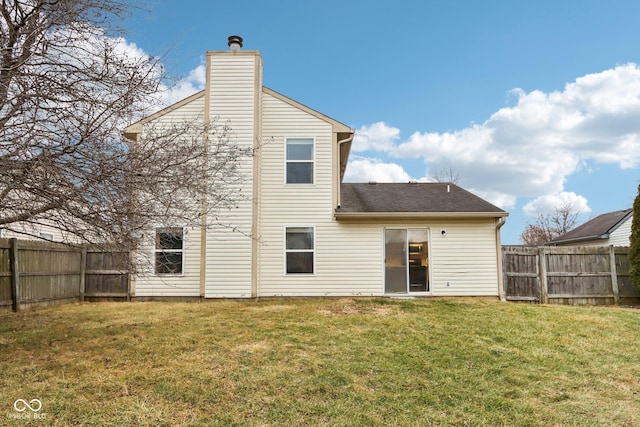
xmin=408 ymin=229 xmax=429 ymax=292
xmin=384 ymin=229 xmax=407 ymax=293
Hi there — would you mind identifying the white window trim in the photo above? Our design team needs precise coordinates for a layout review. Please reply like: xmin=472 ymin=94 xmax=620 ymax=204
xmin=154 ymin=226 xmax=186 ymax=276
xmin=284 ymin=137 xmax=315 ymax=185
xmin=284 ymin=225 xmax=316 ymax=276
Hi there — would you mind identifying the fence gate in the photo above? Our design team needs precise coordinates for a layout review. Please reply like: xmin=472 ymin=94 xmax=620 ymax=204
xmin=503 ymin=246 xmax=541 ymax=303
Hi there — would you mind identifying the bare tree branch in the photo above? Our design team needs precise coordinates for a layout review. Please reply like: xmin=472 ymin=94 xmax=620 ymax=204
xmin=430 ymin=166 xmax=461 ymax=184
xmin=520 ymin=202 xmax=581 ymax=246
xmin=0 ymin=0 xmax=251 ymax=261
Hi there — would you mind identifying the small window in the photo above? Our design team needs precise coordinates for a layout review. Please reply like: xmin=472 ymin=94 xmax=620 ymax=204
xmin=40 ymin=232 xmax=54 ymax=241
xmin=285 ymin=227 xmax=314 ymax=274
xmin=155 ymin=228 xmax=184 ymax=274
xmin=286 ymin=138 xmax=314 ymax=184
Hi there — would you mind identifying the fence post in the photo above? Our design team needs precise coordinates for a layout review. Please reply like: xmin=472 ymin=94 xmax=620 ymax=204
xmin=9 ymin=238 xmax=20 ymax=312
xmin=80 ymin=247 xmax=87 ymax=302
xmin=609 ymin=245 xmax=620 ymax=305
xmin=538 ymin=246 xmax=548 ymax=304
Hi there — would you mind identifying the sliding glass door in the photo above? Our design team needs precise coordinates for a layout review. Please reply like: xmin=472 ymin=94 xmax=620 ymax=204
xmin=384 ymin=229 xmax=407 ymax=293
xmin=384 ymin=228 xmax=430 ymax=294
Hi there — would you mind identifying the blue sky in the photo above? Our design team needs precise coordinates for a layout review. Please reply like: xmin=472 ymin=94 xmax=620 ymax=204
xmin=122 ymin=0 xmax=640 ymax=244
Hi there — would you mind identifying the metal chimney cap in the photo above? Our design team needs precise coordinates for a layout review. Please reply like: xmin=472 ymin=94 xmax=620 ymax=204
xmin=227 ymin=35 xmax=243 ymax=50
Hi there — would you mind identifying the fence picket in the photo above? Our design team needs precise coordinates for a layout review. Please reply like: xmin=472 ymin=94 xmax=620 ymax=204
xmin=503 ymin=245 xmax=640 ymax=306
xmin=0 ymin=238 xmax=129 ymax=312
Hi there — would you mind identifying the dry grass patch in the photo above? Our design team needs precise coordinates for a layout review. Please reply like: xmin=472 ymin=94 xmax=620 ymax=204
xmin=1 ymin=298 xmax=639 ymax=426
xmin=317 ymin=298 xmax=395 ymax=316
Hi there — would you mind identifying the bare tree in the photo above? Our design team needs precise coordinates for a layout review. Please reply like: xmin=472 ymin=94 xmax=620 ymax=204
xmin=431 ymin=166 xmax=461 ymax=184
xmin=0 ymin=1 xmax=250 ymax=252
xmin=520 ymin=202 xmax=581 ymax=246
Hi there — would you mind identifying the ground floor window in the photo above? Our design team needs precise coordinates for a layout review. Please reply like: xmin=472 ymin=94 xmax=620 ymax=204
xmin=385 ymin=228 xmax=430 ymax=293
xmin=285 ymin=227 xmax=314 ymax=274
xmin=155 ymin=227 xmax=184 ymax=274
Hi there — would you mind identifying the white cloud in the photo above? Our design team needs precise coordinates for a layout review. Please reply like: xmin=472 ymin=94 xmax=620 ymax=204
xmin=522 ymin=192 xmax=591 ymax=217
xmin=343 ymin=157 xmax=412 ymax=183
xmin=158 ymin=63 xmax=207 ymax=106
xmin=351 ymin=63 xmax=640 ymax=207
xmin=352 ymin=122 xmax=400 ymax=152
xmin=468 ymin=189 xmax=517 ymax=211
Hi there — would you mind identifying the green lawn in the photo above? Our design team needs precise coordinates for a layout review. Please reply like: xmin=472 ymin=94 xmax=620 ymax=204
xmin=1 ymin=298 xmax=639 ymax=426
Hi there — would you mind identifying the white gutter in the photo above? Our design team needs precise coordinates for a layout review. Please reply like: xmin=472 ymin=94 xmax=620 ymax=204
xmin=336 ymin=132 xmax=355 ymax=208
xmin=334 ymin=211 xmax=509 ymax=220
xmin=495 ymin=216 xmax=507 ymax=301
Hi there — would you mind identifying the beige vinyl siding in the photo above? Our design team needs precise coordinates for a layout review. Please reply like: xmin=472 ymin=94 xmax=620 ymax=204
xmin=133 ymin=93 xmax=205 ymax=296
xmin=257 ymin=91 xmax=499 ymax=296
xmin=324 ymin=219 xmax=499 ymax=297
xmin=0 ymin=220 xmax=70 ymax=242
xmin=609 ymin=215 xmax=631 ymax=246
xmin=427 ymin=220 xmax=499 ymax=296
xmin=133 ymin=226 xmax=201 ymax=297
xmin=559 ymin=239 xmax=606 ymax=247
xmin=259 ymin=217 xmax=500 ymax=297
xmin=259 ymin=223 xmax=384 ymax=296
xmin=258 ymin=92 xmax=344 ymax=295
xmin=204 ymin=52 xmax=259 ymax=298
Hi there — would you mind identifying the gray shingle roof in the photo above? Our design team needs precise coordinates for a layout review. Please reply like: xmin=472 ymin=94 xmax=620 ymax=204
xmin=336 ymin=183 xmax=507 ymax=217
xmin=549 ymin=208 xmax=632 ymax=244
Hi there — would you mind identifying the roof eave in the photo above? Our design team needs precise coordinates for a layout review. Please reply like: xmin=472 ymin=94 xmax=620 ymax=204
xmin=122 ymin=90 xmax=206 ymax=136
xmin=608 ymin=210 xmax=634 ymax=234
xmin=334 ymin=211 xmax=509 ymax=221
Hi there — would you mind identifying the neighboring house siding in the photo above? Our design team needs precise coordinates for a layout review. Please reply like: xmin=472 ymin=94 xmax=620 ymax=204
xmin=204 ymin=52 xmax=260 ymax=298
xmin=1 ymin=221 xmax=67 ymax=242
xmin=558 ymin=240 xmax=603 ymax=247
xmin=133 ymin=93 xmax=205 ymax=296
xmin=553 ymin=215 xmax=632 ymax=247
xmin=609 ymin=216 xmax=632 ymax=246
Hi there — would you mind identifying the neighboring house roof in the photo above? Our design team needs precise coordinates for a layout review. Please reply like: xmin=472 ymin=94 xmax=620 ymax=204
xmin=335 ymin=182 xmax=508 ymax=219
xmin=548 ymin=208 xmax=633 ymax=245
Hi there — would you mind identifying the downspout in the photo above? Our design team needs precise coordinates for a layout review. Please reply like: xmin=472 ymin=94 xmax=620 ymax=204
xmin=336 ymin=132 xmax=354 ymax=209
xmin=495 ymin=217 xmax=507 ymax=301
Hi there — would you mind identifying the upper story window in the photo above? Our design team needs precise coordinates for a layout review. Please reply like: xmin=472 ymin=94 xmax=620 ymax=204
xmin=155 ymin=227 xmax=184 ymax=274
xmin=286 ymin=138 xmax=314 ymax=184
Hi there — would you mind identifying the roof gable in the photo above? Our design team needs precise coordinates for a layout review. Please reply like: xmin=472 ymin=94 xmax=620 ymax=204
xmin=550 ymin=209 xmax=633 ymax=244
xmin=336 ymin=183 xmax=508 ymax=219
xmin=122 ymin=90 xmax=206 ymax=138
xmin=262 ymin=86 xmax=352 ymax=133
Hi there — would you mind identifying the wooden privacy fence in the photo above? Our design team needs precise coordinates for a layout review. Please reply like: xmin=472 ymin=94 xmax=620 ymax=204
xmin=502 ymin=245 xmax=640 ymax=305
xmin=0 ymin=238 xmax=129 ymax=312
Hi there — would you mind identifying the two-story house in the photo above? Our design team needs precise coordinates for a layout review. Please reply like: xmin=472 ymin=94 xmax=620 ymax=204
xmin=124 ymin=36 xmax=509 ymax=299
